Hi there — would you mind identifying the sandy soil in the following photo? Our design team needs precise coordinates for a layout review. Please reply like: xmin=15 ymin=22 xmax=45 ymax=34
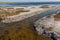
xmin=0 ymin=6 xmax=55 ymax=23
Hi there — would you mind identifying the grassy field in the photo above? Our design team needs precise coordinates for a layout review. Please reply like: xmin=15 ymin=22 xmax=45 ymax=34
xmin=0 ymin=16 xmax=52 ymax=40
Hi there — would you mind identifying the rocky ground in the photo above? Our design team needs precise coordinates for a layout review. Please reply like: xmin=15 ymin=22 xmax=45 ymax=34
xmin=34 ymin=11 xmax=60 ymax=40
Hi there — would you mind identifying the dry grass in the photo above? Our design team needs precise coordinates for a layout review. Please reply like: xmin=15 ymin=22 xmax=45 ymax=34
xmin=40 ymin=6 xmax=50 ymax=8
xmin=0 ymin=19 xmax=52 ymax=40
xmin=0 ymin=8 xmax=30 ymax=17
xmin=54 ymin=11 xmax=60 ymax=21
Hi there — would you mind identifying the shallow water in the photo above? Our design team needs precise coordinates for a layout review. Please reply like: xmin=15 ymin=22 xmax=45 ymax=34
xmin=0 ymin=2 xmax=60 ymax=7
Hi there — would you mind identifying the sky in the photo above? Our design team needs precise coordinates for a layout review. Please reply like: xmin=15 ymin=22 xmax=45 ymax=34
xmin=0 ymin=0 xmax=60 ymax=2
